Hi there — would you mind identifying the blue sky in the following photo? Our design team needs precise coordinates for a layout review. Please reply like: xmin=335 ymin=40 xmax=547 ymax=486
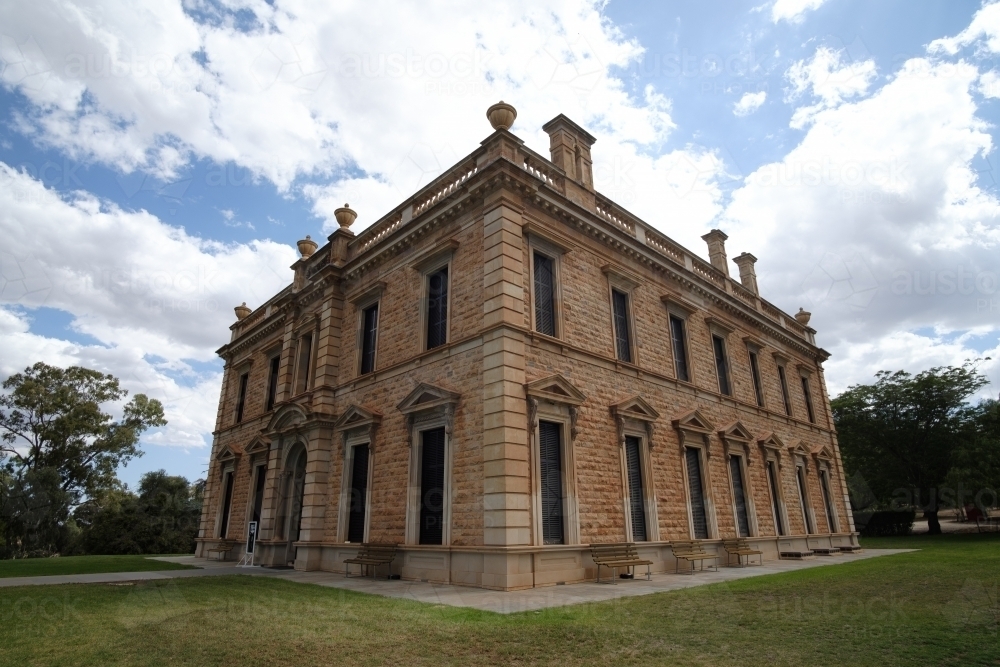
xmin=2 ymin=0 xmax=999 ymax=488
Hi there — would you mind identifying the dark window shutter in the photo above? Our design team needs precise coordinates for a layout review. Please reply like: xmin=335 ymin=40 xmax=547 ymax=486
xmin=712 ymin=335 xmax=731 ymax=396
xmin=419 ymin=428 xmax=446 ymax=545
xmin=266 ymin=355 xmax=280 ymax=411
xmin=729 ymin=455 xmax=750 ymax=538
xmin=685 ymin=447 xmax=708 ymax=539
xmin=219 ymin=472 xmax=235 ymax=538
xmin=235 ymin=373 xmax=249 ymax=423
xmin=820 ymin=470 xmax=836 ymax=532
xmin=801 ymin=376 xmax=816 ymax=423
xmin=778 ymin=366 xmax=792 ymax=415
xmin=533 ymin=253 xmax=556 ymax=336
xmin=251 ymin=465 xmax=267 ymax=524
xmin=538 ymin=421 xmax=565 ymax=545
xmin=347 ymin=444 xmax=370 ymax=543
xmin=669 ymin=315 xmax=689 ymax=382
xmin=360 ymin=303 xmax=379 ymax=374
xmin=625 ymin=436 xmax=647 ymax=541
xmin=748 ymin=350 xmax=764 ymax=406
xmin=797 ymin=467 xmax=814 ymax=534
xmin=612 ymin=289 xmax=632 ymax=362
xmin=426 ymin=268 xmax=449 ymax=350
xmin=767 ymin=460 xmax=785 ymax=536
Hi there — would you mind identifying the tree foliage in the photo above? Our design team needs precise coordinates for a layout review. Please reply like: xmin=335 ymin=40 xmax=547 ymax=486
xmin=832 ymin=362 xmax=993 ymax=534
xmin=0 ymin=362 xmax=166 ymax=556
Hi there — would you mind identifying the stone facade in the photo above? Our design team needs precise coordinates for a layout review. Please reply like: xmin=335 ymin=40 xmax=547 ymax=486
xmin=195 ymin=106 xmax=859 ymax=590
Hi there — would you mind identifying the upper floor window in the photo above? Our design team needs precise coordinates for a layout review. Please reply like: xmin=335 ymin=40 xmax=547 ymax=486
xmin=669 ymin=315 xmax=690 ymax=382
xmin=295 ymin=334 xmax=313 ymax=394
xmin=801 ymin=375 xmax=816 ymax=423
xmin=426 ymin=266 xmax=449 ymax=350
xmin=777 ymin=364 xmax=792 ymax=416
xmin=235 ymin=372 xmax=249 ymax=423
xmin=533 ymin=252 xmax=557 ymax=337
xmin=747 ymin=347 xmax=764 ymax=407
xmin=360 ymin=303 xmax=379 ymax=375
xmin=265 ymin=354 xmax=280 ymax=412
xmin=611 ymin=289 xmax=632 ymax=363
xmin=712 ymin=335 xmax=731 ymax=396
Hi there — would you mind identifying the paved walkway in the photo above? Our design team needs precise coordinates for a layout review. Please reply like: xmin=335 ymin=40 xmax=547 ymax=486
xmin=0 ymin=549 xmax=914 ymax=614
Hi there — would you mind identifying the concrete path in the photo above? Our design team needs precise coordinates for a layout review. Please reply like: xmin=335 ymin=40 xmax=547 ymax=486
xmin=0 ymin=549 xmax=914 ymax=614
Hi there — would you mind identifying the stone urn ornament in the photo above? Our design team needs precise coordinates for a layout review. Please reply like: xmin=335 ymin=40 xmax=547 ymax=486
xmin=234 ymin=302 xmax=251 ymax=320
xmin=794 ymin=307 xmax=812 ymax=326
xmin=486 ymin=101 xmax=517 ymax=131
xmin=297 ymin=235 xmax=318 ymax=258
xmin=334 ymin=203 xmax=357 ymax=230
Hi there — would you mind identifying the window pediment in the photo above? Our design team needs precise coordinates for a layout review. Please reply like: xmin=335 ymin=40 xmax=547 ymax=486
xmin=265 ymin=403 xmax=309 ymax=434
xmin=718 ymin=420 xmax=754 ymax=442
xmin=704 ymin=315 xmax=736 ymax=336
xmin=216 ymin=445 xmax=240 ymax=464
xmin=611 ymin=395 xmax=659 ymax=422
xmin=811 ymin=443 xmax=835 ymax=462
xmin=661 ymin=292 xmax=698 ymax=316
xmin=671 ymin=408 xmax=714 ymax=434
xmin=787 ymin=441 xmax=811 ymax=469
xmin=525 ymin=374 xmax=586 ymax=406
xmin=397 ymin=382 xmax=461 ymax=415
xmin=409 ymin=239 xmax=459 ymax=273
xmin=757 ymin=431 xmax=786 ymax=463
xmin=602 ymin=264 xmax=641 ymax=291
xmin=244 ymin=437 xmax=270 ymax=457
xmin=335 ymin=405 xmax=383 ymax=431
xmin=346 ymin=281 xmax=386 ymax=306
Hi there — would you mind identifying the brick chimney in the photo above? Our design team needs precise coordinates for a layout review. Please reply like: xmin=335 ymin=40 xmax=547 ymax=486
xmin=542 ymin=114 xmax=596 ymax=191
xmin=733 ymin=252 xmax=759 ymax=295
xmin=701 ymin=229 xmax=729 ymax=276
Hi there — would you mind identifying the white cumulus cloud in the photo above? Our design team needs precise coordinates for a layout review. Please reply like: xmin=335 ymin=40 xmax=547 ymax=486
xmin=734 ymin=91 xmax=767 ymax=116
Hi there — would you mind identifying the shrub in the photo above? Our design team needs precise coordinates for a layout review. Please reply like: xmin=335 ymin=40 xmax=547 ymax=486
xmin=853 ymin=510 xmax=916 ymax=537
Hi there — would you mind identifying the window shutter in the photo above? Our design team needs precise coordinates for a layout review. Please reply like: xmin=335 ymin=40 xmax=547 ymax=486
xmin=533 ymin=253 xmax=556 ymax=336
xmin=820 ymin=470 xmax=836 ymax=532
xmin=767 ymin=460 xmax=785 ymax=536
xmin=235 ymin=373 xmax=249 ymax=423
xmin=778 ymin=366 xmax=792 ymax=415
xmin=219 ymin=472 xmax=235 ymax=538
xmin=612 ymin=289 xmax=632 ymax=362
xmin=251 ymin=465 xmax=267 ymax=524
xmin=266 ymin=355 xmax=280 ymax=411
xmin=347 ymin=444 xmax=370 ymax=543
xmin=729 ymin=455 xmax=751 ymax=538
xmin=712 ymin=336 xmax=730 ymax=396
xmin=685 ymin=447 xmax=709 ymax=539
xmin=419 ymin=428 xmax=446 ymax=545
xmin=360 ymin=303 xmax=379 ymax=374
xmin=748 ymin=351 xmax=764 ymax=407
xmin=538 ymin=421 xmax=565 ymax=545
xmin=625 ymin=436 xmax=647 ymax=541
xmin=426 ymin=268 xmax=449 ymax=350
xmin=797 ymin=467 xmax=814 ymax=534
xmin=669 ymin=315 xmax=689 ymax=382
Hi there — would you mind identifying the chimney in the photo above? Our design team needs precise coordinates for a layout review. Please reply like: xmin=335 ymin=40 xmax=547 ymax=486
xmin=733 ymin=252 xmax=759 ymax=295
xmin=701 ymin=229 xmax=729 ymax=276
xmin=541 ymin=114 xmax=596 ymax=191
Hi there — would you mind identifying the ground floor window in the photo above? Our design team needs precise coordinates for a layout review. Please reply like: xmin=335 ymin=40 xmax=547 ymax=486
xmin=625 ymin=436 xmax=648 ymax=542
xmin=539 ymin=420 xmax=565 ymax=545
xmin=347 ymin=444 xmax=370 ymax=543
xmin=419 ymin=428 xmax=446 ymax=545
xmin=819 ymin=468 xmax=838 ymax=532
xmin=796 ymin=466 xmax=815 ymax=534
xmin=685 ymin=447 xmax=709 ymax=539
xmin=729 ymin=455 xmax=751 ymax=537
xmin=766 ymin=460 xmax=785 ymax=536
xmin=218 ymin=470 xmax=235 ymax=538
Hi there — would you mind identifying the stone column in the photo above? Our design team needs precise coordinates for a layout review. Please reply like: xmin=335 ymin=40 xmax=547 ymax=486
xmin=481 ymin=187 xmax=532 ymax=590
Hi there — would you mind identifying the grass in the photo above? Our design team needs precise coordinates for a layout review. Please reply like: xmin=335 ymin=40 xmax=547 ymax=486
xmin=1 ymin=534 xmax=998 ymax=666
xmin=0 ymin=554 xmax=196 ymax=578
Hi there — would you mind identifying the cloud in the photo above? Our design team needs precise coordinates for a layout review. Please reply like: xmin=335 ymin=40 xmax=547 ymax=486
xmin=722 ymin=50 xmax=1000 ymax=397
xmin=0 ymin=163 xmax=298 ymax=448
xmin=771 ymin=0 xmax=829 ymax=24
xmin=929 ymin=1 xmax=1000 ymax=55
xmin=785 ymin=46 xmax=877 ymax=128
xmin=734 ymin=91 xmax=767 ymax=116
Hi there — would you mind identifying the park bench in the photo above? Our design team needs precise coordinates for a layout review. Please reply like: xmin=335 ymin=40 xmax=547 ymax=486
xmin=590 ymin=542 xmax=653 ymax=583
xmin=669 ymin=540 xmax=719 ymax=574
xmin=343 ymin=543 xmax=398 ymax=579
xmin=722 ymin=538 xmax=763 ymax=567
xmin=207 ymin=541 xmax=237 ymax=561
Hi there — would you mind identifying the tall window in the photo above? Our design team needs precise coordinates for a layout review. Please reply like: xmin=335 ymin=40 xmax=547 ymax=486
xmin=295 ymin=334 xmax=313 ymax=394
xmin=748 ymin=349 xmax=764 ymax=407
xmin=796 ymin=466 xmax=815 ymax=534
xmin=265 ymin=355 xmax=280 ymax=412
xmin=426 ymin=267 xmax=449 ymax=350
xmin=767 ymin=460 xmax=785 ymax=536
xmin=538 ymin=421 xmax=565 ymax=544
xmin=801 ymin=376 xmax=816 ymax=423
xmin=712 ymin=335 xmax=731 ymax=396
xmin=347 ymin=444 xmax=370 ymax=543
xmin=685 ymin=447 xmax=709 ymax=539
xmin=611 ymin=289 xmax=632 ymax=363
xmin=729 ymin=455 xmax=751 ymax=537
xmin=533 ymin=252 xmax=556 ymax=337
xmin=669 ymin=315 xmax=690 ymax=382
xmin=777 ymin=365 xmax=792 ymax=416
xmin=250 ymin=464 xmax=267 ymax=525
xmin=235 ymin=372 xmax=249 ymax=423
xmin=360 ymin=303 xmax=379 ymax=375
xmin=419 ymin=428 xmax=446 ymax=545
xmin=218 ymin=470 xmax=235 ymax=538
xmin=819 ymin=469 xmax=837 ymax=532
xmin=625 ymin=436 xmax=647 ymax=541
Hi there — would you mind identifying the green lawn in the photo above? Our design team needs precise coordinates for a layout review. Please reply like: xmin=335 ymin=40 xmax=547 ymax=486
xmin=0 ymin=554 xmax=196 ymax=578
xmin=2 ymin=535 xmax=998 ymax=666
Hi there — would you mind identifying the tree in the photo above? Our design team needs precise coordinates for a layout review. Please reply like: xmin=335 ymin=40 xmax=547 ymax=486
xmin=0 ymin=362 xmax=166 ymax=556
xmin=945 ymin=398 xmax=1000 ymax=512
xmin=832 ymin=363 xmax=988 ymax=534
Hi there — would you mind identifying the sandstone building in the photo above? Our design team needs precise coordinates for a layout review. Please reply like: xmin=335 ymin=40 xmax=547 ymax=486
xmin=196 ymin=102 xmax=859 ymax=589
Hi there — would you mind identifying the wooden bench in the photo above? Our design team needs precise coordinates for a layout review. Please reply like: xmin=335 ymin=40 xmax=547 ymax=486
xmin=590 ymin=542 xmax=653 ymax=584
xmin=207 ymin=541 xmax=236 ymax=561
xmin=344 ymin=543 xmax=398 ymax=579
xmin=669 ymin=541 xmax=719 ymax=574
xmin=722 ymin=539 xmax=763 ymax=567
